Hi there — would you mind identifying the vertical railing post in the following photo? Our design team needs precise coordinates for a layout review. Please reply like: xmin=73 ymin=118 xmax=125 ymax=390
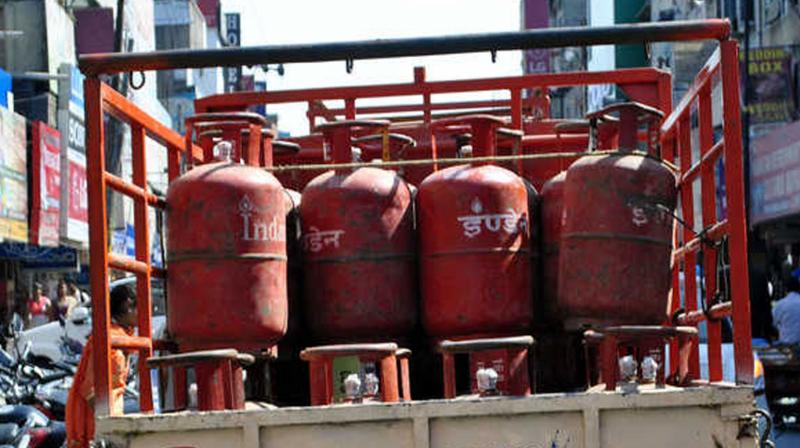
xmin=662 ymin=133 xmax=681 ymax=374
xmin=510 ymin=88 xmax=523 ymax=175
xmin=85 ymin=77 xmax=113 ymax=417
xmin=167 ymin=146 xmax=181 ymax=182
xmin=131 ymin=125 xmax=154 ymax=412
xmin=657 ymin=71 xmax=674 ymax=118
xmin=414 ymin=67 xmax=431 ymax=124
xmin=345 ymin=98 xmax=356 ymax=120
xmin=678 ymin=115 xmax=700 ymax=379
xmin=698 ymin=84 xmax=722 ymax=382
xmin=720 ymin=38 xmax=753 ymax=384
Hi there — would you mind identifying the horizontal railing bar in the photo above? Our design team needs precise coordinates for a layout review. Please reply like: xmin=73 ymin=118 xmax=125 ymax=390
xmin=197 ymin=68 xmax=664 ymax=111
xmin=321 ymin=99 xmax=517 ymax=116
xmin=672 ymin=219 xmax=728 ymax=261
xmin=268 ymin=150 xmax=678 ymax=173
xmin=105 ymin=173 xmax=167 ymax=208
xmin=111 ymin=335 xmax=152 ymax=351
xmin=661 ymin=48 xmax=721 ymax=133
xmin=680 ymin=139 xmax=725 ymax=185
xmin=108 ymin=253 xmax=149 ymax=276
xmin=676 ymin=301 xmax=732 ymax=326
xmin=80 ymin=20 xmax=730 ymax=76
xmin=100 ymin=83 xmax=204 ymax=161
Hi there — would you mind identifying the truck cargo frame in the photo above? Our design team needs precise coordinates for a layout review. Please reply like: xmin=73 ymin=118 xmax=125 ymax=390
xmin=79 ymin=18 xmax=758 ymax=447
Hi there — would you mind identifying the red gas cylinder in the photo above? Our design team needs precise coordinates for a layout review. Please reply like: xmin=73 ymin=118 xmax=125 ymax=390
xmin=539 ymin=117 xmax=620 ymax=324
xmin=352 ymin=132 xmax=417 ymax=177
xmin=418 ymin=115 xmax=533 ymax=339
xmin=387 ymin=123 xmax=466 ymax=186
xmin=167 ymin=114 xmax=288 ymax=352
xmin=185 ymin=112 xmax=270 ymax=166
xmin=539 ymin=171 xmax=566 ymax=325
xmin=558 ymin=102 xmax=677 ymax=330
xmin=299 ymin=120 xmax=417 ymax=342
xmin=274 ymin=134 xmax=327 ymax=191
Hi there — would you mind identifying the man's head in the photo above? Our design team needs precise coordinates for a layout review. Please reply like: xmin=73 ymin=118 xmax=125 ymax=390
xmin=33 ymin=283 xmax=43 ymax=298
xmin=57 ymin=280 xmax=68 ymax=298
xmin=110 ymin=284 xmax=137 ymax=328
xmin=783 ymin=274 xmax=800 ymax=294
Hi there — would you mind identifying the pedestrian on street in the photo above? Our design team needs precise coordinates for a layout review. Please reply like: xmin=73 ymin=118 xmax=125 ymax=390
xmin=52 ymin=280 xmax=78 ymax=322
xmin=65 ymin=284 xmax=137 ymax=448
xmin=773 ymin=270 xmax=800 ymax=345
xmin=28 ymin=283 xmax=52 ymax=328
xmin=68 ymin=282 xmax=91 ymax=305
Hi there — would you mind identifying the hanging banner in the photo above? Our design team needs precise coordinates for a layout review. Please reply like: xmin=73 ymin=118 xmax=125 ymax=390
xmin=750 ymin=119 xmax=800 ymax=225
xmin=58 ymin=64 xmax=89 ymax=247
xmin=0 ymin=242 xmax=78 ymax=271
xmin=30 ymin=122 xmax=62 ymax=247
xmin=521 ymin=0 xmax=550 ymax=74
xmin=741 ymin=47 xmax=797 ymax=124
xmin=223 ymin=13 xmax=241 ymax=93
xmin=0 ymin=108 xmax=28 ymax=242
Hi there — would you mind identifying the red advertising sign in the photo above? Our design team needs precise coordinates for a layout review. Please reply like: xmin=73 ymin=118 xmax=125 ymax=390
xmin=30 ymin=122 xmax=61 ymax=246
xmin=67 ymin=156 xmax=88 ymax=224
xmin=522 ymin=0 xmax=550 ymax=74
xmin=750 ymin=119 xmax=800 ymax=225
xmin=196 ymin=0 xmax=219 ymax=29
xmin=740 ymin=47 xmax=797 ymax=124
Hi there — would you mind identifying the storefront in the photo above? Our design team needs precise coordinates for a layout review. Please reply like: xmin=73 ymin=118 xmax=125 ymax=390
xmin=749 ymin=118 xmax=800 ymax=340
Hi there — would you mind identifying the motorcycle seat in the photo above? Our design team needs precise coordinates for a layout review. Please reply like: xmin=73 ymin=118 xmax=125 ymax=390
xmin=0 ymin=423 xmax=18 ymax=444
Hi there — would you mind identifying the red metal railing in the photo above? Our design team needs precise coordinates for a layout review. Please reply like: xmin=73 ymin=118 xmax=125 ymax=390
xmin=82 ymin=24 xmax=751 ymax=418
xmin=660 ymin=40 xmax=753 ymax=384
xmin=195 ymin=66 xmax=673 ymax=132
xmin=84 ymin=79 xmax=203 ymax=416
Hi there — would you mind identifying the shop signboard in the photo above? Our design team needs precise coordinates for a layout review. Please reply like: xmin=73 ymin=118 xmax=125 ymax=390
xmin=521 ymin=0 xmax=549 ymax=74
xmin=196 ymin=0 xmax=219 ymax=28
xmin=0 ymin=108 xmax=28 ymax=242
xmin=0 ymin=242 xmax=78 ymax=271
xmin=750 ymin=119 xmax=800 ymax=225
xmin=58 ymin=65 xmax=89 ymax=247
xmin=223 ymin=13 xmax=241 ymax=93
xmin=30 ymin=122 xmax=62 ymax=247
xmin=740 ymin=47 xmax=797 ymax=124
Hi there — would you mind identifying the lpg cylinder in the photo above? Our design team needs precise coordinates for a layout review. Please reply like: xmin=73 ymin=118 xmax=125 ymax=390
xmin=352 ymin=132 xmax=417 ymax=179
xmin=273 ymin=140 xmax=304 ymax=355
xmin=558 ymin=102 xmax=677 ymax=330
xmin=167 ymin=113 xmax=287 ymax=351
xmin=299 ymin=120 xmax=417 ymax=341
xmin=540 ymin=171 xmax=565 ymax=325
xmin=418 ymin=115 xmax=533 ymax=338
xmin=539 ymin=118 xmax=618 ymax=324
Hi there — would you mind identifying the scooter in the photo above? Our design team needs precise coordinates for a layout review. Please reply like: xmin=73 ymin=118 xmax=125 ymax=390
xmin=0 ymin=405 xmax=65 ymax=448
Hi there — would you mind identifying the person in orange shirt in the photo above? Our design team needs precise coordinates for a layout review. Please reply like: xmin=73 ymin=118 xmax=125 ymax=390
xmin=66 ymin=284 xmax=137 ymax=448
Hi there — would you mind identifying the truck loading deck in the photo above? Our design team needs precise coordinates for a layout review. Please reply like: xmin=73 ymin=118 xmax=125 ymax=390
xmin=77 ymin=18 xmax=764 ymax=448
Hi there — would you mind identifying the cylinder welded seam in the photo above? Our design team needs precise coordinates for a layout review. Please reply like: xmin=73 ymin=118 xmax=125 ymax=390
xmin=167 ymin=252 xmax=288 ymax=262
xmin=561 ymin=232 xmax=671 ymax=247
xmin=304 ymin=252 xmax=416 ymax=264
xmin=542 ymin=244 xmax=560 ymax=255
xmin=422 ymin=247 xmax=531 ymax=258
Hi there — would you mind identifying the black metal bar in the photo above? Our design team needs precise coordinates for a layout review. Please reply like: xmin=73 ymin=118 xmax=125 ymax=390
xmin=79 ymin=19 xmax=731 ymax=76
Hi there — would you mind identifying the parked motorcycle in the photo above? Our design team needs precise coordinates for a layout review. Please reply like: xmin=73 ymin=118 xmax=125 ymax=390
xmin=0 ymin=404 xmax=65 ymax=448
xmin=8 ymin=308 xmax=89 ymax=366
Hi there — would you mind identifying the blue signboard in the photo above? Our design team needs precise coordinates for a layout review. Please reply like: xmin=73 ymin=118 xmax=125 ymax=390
xmin=111 ymin=224 xmax=135 ymax=258
xmin=0 ymin=69 xmax=11 ymax=109
xmin=69 ymin=65 xmax=84 ymax=112
xmin=0 ymin=242 xmax=78 ymax=271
